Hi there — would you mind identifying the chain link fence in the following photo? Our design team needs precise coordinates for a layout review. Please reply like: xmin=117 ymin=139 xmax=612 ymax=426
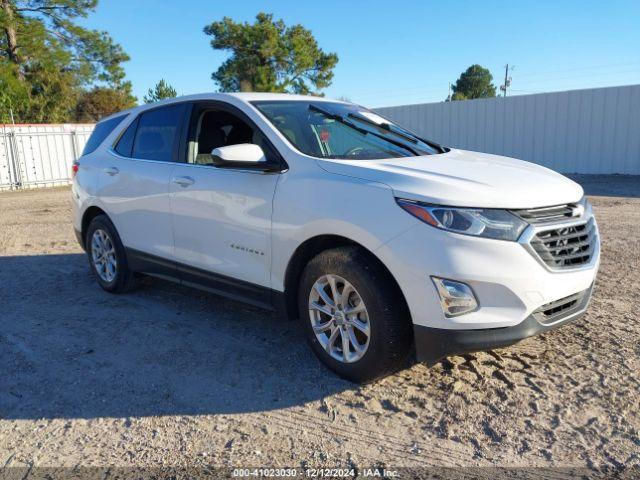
xmin=0 ymin=124 xmax=94 ymax=191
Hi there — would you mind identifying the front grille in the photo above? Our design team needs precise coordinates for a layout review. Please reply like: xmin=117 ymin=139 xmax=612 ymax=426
xmin=530 ymin=217 xmax=596 ymax=269
xmin=532 ymin=286 xmax=592 ymax=325
xmin=513 ymin=202 xmax=581 ymax=225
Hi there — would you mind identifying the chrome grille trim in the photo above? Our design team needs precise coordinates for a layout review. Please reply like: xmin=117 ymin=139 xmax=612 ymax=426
xmin=532 ymin=285 xmax=593 ymax=326
xmin=516 ymin=201 xmax=600 ymax=272
xmin=512 ymin=203 xmax=580 ymax=225
xmin=530 ymin=218 xmax=596 ymax=268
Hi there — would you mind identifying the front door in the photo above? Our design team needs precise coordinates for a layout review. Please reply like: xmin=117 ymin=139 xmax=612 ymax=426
xmin=169 ymin=103 xmax=282 ymax=305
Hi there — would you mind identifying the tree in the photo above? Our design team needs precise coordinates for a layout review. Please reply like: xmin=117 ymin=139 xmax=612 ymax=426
xmin=143 ymin=79 xmax=177 ymax=103
xmin=204 ymin=12 xmax=338 ymax=94
xmin=0 ymin=0 xmax=132 ymax=122
xmin=448 ymin=64 xmax=497 ymax=101
xmin=74 ymin=86 xmax=136 ymax=122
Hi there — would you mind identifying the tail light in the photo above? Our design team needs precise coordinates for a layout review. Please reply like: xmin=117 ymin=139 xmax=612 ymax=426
xmin=71 ymin=160 xmax=79 ymax=178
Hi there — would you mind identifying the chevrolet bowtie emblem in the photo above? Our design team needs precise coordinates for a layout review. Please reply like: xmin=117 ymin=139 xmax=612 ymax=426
xmin=571 ymin=204 xmax=585 ymax=217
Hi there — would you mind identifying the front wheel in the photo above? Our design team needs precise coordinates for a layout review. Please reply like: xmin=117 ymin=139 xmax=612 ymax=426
xmin=298 ymin=246 xmax=413 ymax=383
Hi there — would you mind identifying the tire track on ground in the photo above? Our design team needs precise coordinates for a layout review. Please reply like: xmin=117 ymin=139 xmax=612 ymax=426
xmin=262 ymin=408 xmax=479 ymax=467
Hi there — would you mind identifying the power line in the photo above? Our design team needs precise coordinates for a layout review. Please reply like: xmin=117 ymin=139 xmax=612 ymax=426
xmin=515 ymin=61 xmax=640 ymax=79
xmin=351 ymin=60 xmax=640 ymax=98
xmin=515 ymin=66 xmax=640 ymax=86
xmin=347 ymin=62 xmax=640 ymax=105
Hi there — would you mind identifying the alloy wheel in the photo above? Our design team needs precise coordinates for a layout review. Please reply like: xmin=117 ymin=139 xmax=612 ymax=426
xmin=308 ymin=274 xmax=370 ymax=363
xmin=91 ymin=229 xmax=117 ymax=283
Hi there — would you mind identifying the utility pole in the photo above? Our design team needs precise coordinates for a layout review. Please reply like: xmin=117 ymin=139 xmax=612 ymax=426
xmin=448 ymin=82 xmax=452 ymax=101
xmin=500 ymin=64 xmax=513 ymax=97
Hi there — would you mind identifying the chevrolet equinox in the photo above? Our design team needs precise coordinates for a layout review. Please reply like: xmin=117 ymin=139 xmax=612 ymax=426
xmin=72 ymin=93 xmax=600 ymax=382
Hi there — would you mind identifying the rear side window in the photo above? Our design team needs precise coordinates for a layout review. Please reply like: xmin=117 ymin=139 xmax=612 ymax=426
xmin=82 ymin=114 xmax=126 ymax=155
xmin=132 ymin=104 xmax=186 ymax=161
xmin=114 ymin=117 xmax=139 ymax=157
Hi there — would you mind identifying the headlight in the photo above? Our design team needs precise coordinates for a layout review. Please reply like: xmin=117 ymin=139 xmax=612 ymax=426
xmin=396 ymin=199 xmax=528 ymax=241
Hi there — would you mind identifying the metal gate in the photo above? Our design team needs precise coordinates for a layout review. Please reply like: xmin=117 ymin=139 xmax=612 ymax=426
xmin=0 ymin=124 xmax=94 ymax=191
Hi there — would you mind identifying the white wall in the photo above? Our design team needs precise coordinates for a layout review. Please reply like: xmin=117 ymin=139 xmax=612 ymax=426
xmin=376 ymin=84 xmax=640 ymax=175
xmin=0 ymin=124 xmax=94 ymax=190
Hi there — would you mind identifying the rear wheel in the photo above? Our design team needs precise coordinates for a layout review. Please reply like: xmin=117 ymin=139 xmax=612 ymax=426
xmin=85 ymin=215 xmax=137 ymax=293
xmin=298 ymin=246 xmax=413 ymax=383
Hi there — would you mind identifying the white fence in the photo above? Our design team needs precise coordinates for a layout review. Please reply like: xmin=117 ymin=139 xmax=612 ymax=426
xmin=1 ymin=85 xmax=638 ymax=190
xmin=377 ymin=84 xmax=640 ymax=175
xmin=0 ymin=124 xmax=94 ymax=191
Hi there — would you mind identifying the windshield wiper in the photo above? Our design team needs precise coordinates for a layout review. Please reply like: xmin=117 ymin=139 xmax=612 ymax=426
xmin=347 ymin=112 xmax=446 ymax=154
xmin=308 ymin=104 xmax=419 ymax=156
xmin=347 ymin=113 xmax=418 ymax=144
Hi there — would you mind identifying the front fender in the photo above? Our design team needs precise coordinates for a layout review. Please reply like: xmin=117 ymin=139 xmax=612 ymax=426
xmin=270 ymin=168 xmax=417 ymax=291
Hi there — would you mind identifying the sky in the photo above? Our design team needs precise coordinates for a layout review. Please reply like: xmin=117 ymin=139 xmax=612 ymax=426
xmin=81 ymin=0 xmax=640 ymax=108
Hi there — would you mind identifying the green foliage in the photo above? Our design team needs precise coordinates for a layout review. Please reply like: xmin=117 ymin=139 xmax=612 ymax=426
xmin=0 ymin=63 xmax=27 ymax=122
xmin=204 ymin=12 xmax=338 ymax=94
xmin=449 ymin=64 xmax=496 ymax=101
xmin=0 ymin=60 xmax=81 ymax=122
xmin=75 ymin=85 xmax=136 ymax=122
xmin=0 ymin=0 xmax=132 ymax=122
xmin=143 ymin=79 xmax=177 ymax=103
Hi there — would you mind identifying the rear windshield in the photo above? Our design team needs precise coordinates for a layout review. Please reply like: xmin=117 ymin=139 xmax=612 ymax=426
xmin=252 ymin=101 xmax=442 ymax=160
xmin=82 ymin=114 xmax=127 ymax=155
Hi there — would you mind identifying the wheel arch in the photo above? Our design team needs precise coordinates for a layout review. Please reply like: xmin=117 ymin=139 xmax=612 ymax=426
xmin=282 ymin=234 xmax=411 ymax=325
xmin=81 ymin=206 xmax=109 ymax=247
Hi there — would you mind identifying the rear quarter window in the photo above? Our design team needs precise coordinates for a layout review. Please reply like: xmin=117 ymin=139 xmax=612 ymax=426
xmin=114 ymin=116 xmax=139 ymax=157
xmin=82 ymin=114 xmax=127 ymax=155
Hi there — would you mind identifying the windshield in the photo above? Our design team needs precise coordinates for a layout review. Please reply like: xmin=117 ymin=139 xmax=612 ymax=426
xmin=251 ymin=100 xmax=443 ymax=160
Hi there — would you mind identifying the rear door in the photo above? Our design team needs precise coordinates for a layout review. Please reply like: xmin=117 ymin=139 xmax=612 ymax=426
xmin=168 ymin=101 xmax=283 ymax=305
xmin=97 ymin=103 xmax=189 ymax=264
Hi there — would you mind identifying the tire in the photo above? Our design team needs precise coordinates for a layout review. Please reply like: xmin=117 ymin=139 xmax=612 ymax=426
xmin=298 ymin=246 xmax=413 ymax=383
xmin=85 ymin=214 xmax=138 ymax=293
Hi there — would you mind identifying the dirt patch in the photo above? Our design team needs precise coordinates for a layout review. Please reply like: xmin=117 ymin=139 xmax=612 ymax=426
xmin=0 ymin=180 xmax=638 ymax=471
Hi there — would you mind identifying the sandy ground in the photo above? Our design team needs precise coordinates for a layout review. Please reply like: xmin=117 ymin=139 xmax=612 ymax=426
xmin=0 ymin=176 xmax=638 ymax=475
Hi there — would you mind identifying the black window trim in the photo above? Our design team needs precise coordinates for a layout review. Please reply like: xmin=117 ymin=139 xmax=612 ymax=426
xmin=110 ymin=101 xmax=192 ymax=163
xmin=180 ymin=100 xmax=288 ymax=173
xmin=82 ymin=113 xmax=127 ymax=156
xmin=249 ymin=99 xmax=448 ymax=160
xmin=109 ymin=100 xmax=288 ymax=172
xmin=111 ymin=114 xmax=139 ymax=158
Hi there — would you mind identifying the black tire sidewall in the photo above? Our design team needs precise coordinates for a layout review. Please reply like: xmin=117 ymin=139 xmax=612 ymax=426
xmin=298 ymin=247 xmax=411 ymax=382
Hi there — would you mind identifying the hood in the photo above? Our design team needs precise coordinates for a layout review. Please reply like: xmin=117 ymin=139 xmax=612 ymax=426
xmin=317 ymin=149 xmax=583 ymax=209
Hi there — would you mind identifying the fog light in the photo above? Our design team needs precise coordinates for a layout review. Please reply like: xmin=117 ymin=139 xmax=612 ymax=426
xmin=431 ymin=277 xmax=478 ymax=317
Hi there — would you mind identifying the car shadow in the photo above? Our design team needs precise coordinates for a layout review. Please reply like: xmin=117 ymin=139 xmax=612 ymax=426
xmin=0 ymin=253 xmax=352 ymax=420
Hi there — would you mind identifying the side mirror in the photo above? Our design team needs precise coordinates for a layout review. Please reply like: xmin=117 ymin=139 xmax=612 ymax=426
xmin=211 ymin=144 xmax=268 ymax=169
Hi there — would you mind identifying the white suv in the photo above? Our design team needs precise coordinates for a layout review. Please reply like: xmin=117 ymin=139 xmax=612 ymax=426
xmin=72 ymin=93 xmax=600 ymax=382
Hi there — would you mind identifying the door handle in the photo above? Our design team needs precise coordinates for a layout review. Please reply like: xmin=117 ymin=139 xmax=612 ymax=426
xmin=103 ymin=166 xmax=119 ymax=176
xmin=172 ymin=176 xmax=195 ymax=187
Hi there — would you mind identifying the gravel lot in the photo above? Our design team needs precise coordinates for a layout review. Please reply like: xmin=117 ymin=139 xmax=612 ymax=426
xmin=0 ymin=176 xmax=639 ymax=475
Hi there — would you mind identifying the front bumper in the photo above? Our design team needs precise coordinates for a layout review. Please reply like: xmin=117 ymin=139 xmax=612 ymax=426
xmin=414 ymin=283 xmax=593 ymax=364
xmin=374 ymin=212 xmax=600 ymax=330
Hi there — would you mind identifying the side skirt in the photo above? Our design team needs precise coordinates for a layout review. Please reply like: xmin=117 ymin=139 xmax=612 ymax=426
xmin=125 ymin=248 xmax=286 ymax=313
